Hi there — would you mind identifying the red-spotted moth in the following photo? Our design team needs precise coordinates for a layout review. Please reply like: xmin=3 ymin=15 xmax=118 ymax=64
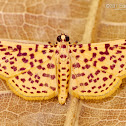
xmin=0 ymin=34 xmax=125 ymax=104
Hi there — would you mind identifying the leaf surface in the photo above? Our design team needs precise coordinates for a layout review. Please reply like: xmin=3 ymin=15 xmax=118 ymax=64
xmin=0 ymin=0 xmax=125 ymax=126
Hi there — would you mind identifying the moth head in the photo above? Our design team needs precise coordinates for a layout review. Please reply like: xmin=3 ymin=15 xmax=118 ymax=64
xmin=57 ymin=34 xmax=69 ymax=42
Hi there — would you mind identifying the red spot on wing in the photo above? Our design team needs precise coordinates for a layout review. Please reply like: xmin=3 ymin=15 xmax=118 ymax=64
xmin=30 ymin=53 xmax=34 ymax=59
xmin=17 ymin=45 xmax=21 ymax=50
xmin=72 ymin=86 xmax=78 ymax=90
xmin=109 ymin=47 xmax=114 ymax=50
xmin=89 ymin=79 xmax=92 ymax=83
xmin=47 ymin=55 xmax=52 ymax=60
xmin=84 ymin=82 xmax=88 ymax=86
xmin=47 ymin=63 xmax=55 ymax=69
xmin=35 ymin=80 xmax=39 ymax=83
xmin=72 ymin=74 xmax=76 ymax=79
xmin=35 ymin=44 xmax=39 ymax=52
xmin=42 ymin=90 xmax=47 ymax=93
xmin=98 ymin=86 xmax=101 ymax=89
xmin=44 ymin=45 xmax=49 ymax=48
xmin=22 ymin=53 xmax=27 ymax=56
xmin=21 ymin=78 xmax=26 ymax=83
xmin=81 ymin=90 xmax=86 ymax=93
xmin=94 ymin=79 xmax=97 ymax=83
xmin=109 ymin=75 xmax=112 ymax=79
xmin=92 ymin=86 xmax=96 ymax=89
xmin=101 ymin=66 xmax=108 ymax=70
xmin=22 ymin=85 xmax=25 ymax=88
xmin=10 ymin=56 xmax=14 ymax=60
xmin=80 ymin=83 xmax=83 ymax=86
xmin=19 ymin=67 xmax=26 ymax=71
xmin=120 ymin=47 xmax=125 ymax=49
xmin=22 ymin=58 xmax=28 ymax=63
xmin=95 ymin=70 xmax=100 ymax=75
xmin=76 ymin=55 xmax=80 ymax=59
xmin=2 ymin=57 xmax=6 ymax=60
xmin=27 ymin=71 xmax=33 ymax=76
xmin=10 ymin=61 xmax=14 ymax=65
xmin=0 ymin=48 xmax=6 ymax=51
xmin=94 ymin=47 xmax=98 ymax=50
xmin=78 ymin=44 xmax=83 ymax=48
xmin=121 ymin=55 xmax=124 ymax=58
xmin=94 ymin=91 xmax=98 ymax=93
xmin=106 ymin=87 xmax=108 ymax=90
xmin=98 ymin=57 xmax=105 ymax=62
xmin=120 ymin=64 xmax=124 ymax=68
xmin=92 ymin=53 xmax=97 ymax=58
xmin=93 ymin=61 xmax=97 ymax=67
xmin=99 ymin=44 xmax=110 ymax=55
xmin=81 ymin=73 xmax=85 ymax=76
xmin=103 ymin=84 xmax=106 ymax=87
xmin=42 ymin=50 xmax=46 ymax=54
xmin=55 ymin=50 xmax=59 ymax=54
xmin=30 ymin=62 xmax=34 ymax=67
xmin=80 ymin=49 xmax=85 ymax=53
xmin=37 ymin=91 xmax=41 ymax=93
xmin=72 ymin=63 xmax=80 ymax=68
xmin=39 ymin=83 xmax=43 ymax=86
xmin=15 ymin=76 xmax=19 ymax=79
xmin=32 ymin=87 xmax=36 ymax=89
xmin=67 ymin=61 xmax=69 ymax=64
xmin=87 ymin=90 xmax=91 ymax=93
xmin=50 ymin=86 xmax=56 ymax=91
xmin=113 ymin=60 xmax=117 ymax=63
xmin=51 ymin=75 xmax=55 ymax=80
xmin=118 ymin=58 xmax=122 ymax=61
xmin=116 ymin=50 xmax=122 ymax=54
xmin=110 ymin=64 xmax=115 ymax=70
xmin=5 ymin=72 xmax=9 ymax=75
xmin=84 ymin=58 xmax=88 ymax=63
xmin=11 ymin=66 xmax=17 ymax=71
xmin=29 ymin=48 xmax=32 ymax=51
xmin=114 ymin=44 xmax=118 ymax=48
xmin=69 ymin=50 xmax=72 ymax=53
xmin=88 ymin=43 xmax=91 ymax=51
xmin=5 ymin=59 xmax=9 ymax=63
xmin=5 ymin=52 xmax=12 ymax=55
xmin=2 ymin=66 xmax=6 ymax=70
xmin=38 ymin=59 xmax=43 ymax=63
xmin=103 ymin=77 xmax=108 ymax=81
xmin=37 ymin=65 xmax=42 ymax=69
xmin=85 ymin=64 xmax=90 ymax=69
xmin=49 ymin=50 xmax=54 ymax=53
xmin=82 ymin=66 xmax=85 ymax=69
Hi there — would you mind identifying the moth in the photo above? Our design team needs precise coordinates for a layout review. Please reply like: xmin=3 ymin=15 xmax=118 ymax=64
xmin=0 ymin=34 xmax=125 ymax=104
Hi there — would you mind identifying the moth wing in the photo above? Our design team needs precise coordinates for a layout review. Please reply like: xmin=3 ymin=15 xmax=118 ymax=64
xmin=69 ymin=39 xmax=126 ymax=99
xmin=70 ymin=39 xmax=126 ymax=77
xmin=0 ymin=41 xmax=55 ymax=78
xmin=7 ymin=55 xmax=58 ymax=100
xmin=69 ymin=58 xmax=121 ymax=99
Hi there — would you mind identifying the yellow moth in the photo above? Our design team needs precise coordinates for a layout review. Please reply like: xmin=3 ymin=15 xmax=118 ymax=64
xmin=0 ymin=34 xmax=125 ymax=104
